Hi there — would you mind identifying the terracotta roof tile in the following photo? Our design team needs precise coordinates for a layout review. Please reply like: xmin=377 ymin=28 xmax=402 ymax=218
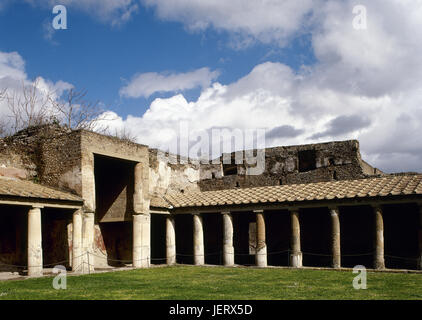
xmin=164 ymin=175 xmax=422 ymax=209
xmin=0 ymin=177 xmax=82 ymax=202
xmin=149 ymin=195 xmax=172 ymax=208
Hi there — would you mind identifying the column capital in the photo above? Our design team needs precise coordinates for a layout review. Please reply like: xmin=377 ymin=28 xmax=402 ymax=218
xmin=371 ymin=204 xmax=383 ymax=210
xmin=30 ymin=205 xmax=43 ymax=210
xmin=329 ymin=206 xmax=340 ymax=216
xmin=191 ymin=212 xmax=201 ymax=216
xmin=83 ymin=210 xmax=95 ymax=218
xmin=253 ymin=209 xmax=264 ymax=214
xmin=221 ymin=211 xmax=231 ymax=215
xmin=287 ymin=207 xmax=300 ymax=213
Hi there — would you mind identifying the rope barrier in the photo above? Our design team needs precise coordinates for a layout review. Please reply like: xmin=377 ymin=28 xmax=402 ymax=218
xmin=1 ymin=249 xmax=419 ymax=269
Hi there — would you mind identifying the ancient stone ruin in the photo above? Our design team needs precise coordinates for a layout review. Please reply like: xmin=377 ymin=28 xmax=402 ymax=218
xmin=0 ymin=124 xmax=421 ymax=276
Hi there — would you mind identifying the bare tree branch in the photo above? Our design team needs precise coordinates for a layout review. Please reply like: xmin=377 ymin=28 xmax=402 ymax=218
xmin=1 ymin=81 xmax=124 ymax=138
xmin=50 ymin=87 xmax=116 ymax=131
xmin=111 ymin=127 xmax=137 ymax=143
xmin=4 ymin=79 xmax=56 ymax=134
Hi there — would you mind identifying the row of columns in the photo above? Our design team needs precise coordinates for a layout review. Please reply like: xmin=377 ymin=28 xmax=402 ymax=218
xmin=26 ymin=207 xmax=95 ymax=277
xmin=26 ymin=202 xmax=422 ymax=276
xmin=162 ymin=204 xmax=422 ymax=270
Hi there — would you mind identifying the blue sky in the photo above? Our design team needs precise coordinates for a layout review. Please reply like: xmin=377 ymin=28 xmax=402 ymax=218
xmin=0 ymin=2 xmax=315 ymax=117
xmin=1 ymin=1 xmax=422 ymax=173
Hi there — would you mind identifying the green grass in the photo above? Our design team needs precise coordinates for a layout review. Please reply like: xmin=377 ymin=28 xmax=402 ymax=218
xmin=0 ymin=266 xmax=421 ymax=300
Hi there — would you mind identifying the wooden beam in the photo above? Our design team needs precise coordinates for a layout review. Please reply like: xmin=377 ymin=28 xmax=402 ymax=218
xmin=0 ymin=199 xmax=82 ymax=210
xmin=169 ymin=195 xmax=422 ymax=214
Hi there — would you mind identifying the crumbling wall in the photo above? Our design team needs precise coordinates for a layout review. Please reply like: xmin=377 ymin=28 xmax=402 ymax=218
xmin=0 ymin=126 xmax=47 ymax=180
xmin=148 ymin=149 xmax=202 ymax=197
xmin=38 ymin=130 xmax=82 ymax=195
xmin=199 ymin=140 xmax=384 ymax=191
xmin=0 ymin=124 xmax=82 ymax=188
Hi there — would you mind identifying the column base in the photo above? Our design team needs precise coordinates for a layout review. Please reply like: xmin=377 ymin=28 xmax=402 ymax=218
xmin=332 ymin=256 xmax=341 ymax=269
xmin=374 ymin=258 xmax=386 ymax=270
xmin=27 ymin=267 xmax=43 ymax=277
xmin=166 ymin=247 xmax=176 ymax=265
xmin=223 ymin=245 xmax=234 ymax=266
xmin=194 ymin=249 xmax=205 ymax=266
xmin=134 ymin=246 xmax=150 ymax=268
xmin=256 ymin=246 xmax=267 ymax=267
xmin=290 ymin=252 xmax=303 ymax=268
xmin=81 ymin=251 xmax=95 ymax=274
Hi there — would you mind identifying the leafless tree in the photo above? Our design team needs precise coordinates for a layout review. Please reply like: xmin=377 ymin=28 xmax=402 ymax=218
xmin=1 ymin=81 xmax=134 ymax=142
xmin=0 ymin=88 xmax=6 ymax=100
xmin=5 ymin=79 xmax=56 ymax=134
xmin=50 ymin=88 xmax=112 ymax=131
xmin=0 ymin=88 xmax=6 ymax=136
xmin=111 ymin=126 xmax=137 ymax=143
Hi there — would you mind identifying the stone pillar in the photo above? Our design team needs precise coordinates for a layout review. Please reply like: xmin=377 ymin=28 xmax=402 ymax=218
xmin=82 ymin=211 xmax=95 ymax=273
xmin=255 ymin=210 xmax=267 ymax=267
xmin=330 ymin=207 xmax=341 ymax=269
xmin=133 ymin=163 xmax=144 ymax=214
xmin=27 ymin=206 xmax=43 ymax=277
xmin=166 ymin=215 xmax=176 ymax=265
xmin=133 ymin=214 xmax=151 ymax=268
xmin=222 ymin=211 xmax=234 ymax=266
xmin=72 ymin=209 xmax=83 ymax=272
xmin=418 ymin=204 xmax=422 ymax=270
xmin=373 ymin=205 xmax=385 ymax=270
xmin=290 ymin=209 xmax=303 ymax=267
xmin=193 ymin=213 xmax=204 ymax=265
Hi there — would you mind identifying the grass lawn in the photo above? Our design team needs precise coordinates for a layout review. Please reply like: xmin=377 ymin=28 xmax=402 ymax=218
xmin=0 ymin=266 xmax=421 ymax=300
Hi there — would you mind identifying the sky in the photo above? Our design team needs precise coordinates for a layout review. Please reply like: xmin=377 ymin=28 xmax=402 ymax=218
xmin=0 ymin=0 xmax=422 ymax=173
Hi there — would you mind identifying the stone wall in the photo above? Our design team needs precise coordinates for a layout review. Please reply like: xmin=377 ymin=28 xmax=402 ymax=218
xmin=148 ymin=149 xmax=202 ymax=197
xmin=199 ymin=140 xmax=384 ymax=191
xmin=0 ymin=125 xmax=51 ymax=181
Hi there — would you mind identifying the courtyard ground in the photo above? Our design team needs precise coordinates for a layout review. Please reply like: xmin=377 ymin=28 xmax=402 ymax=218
xmin=0 ymin=265 xmax=420 ymax=300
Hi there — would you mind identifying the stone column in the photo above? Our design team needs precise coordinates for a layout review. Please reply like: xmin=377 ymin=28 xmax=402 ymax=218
xmin=373 ymin=205 xmax=385 ymax=270
xmin=418 ymin=204 xmax=422 ymax=270
xmin=82 ymin=211 xmax=95 ymax=273
xmin=133 ymin=163 xmax=144 ymax=214
xmin=330 ymin=207 xmax=341 ymax=269
xmin=222 ymin=211 xmax=234 ymax=266
xmin=193 ymin=213 xmax=204 ymax=265
xmin=255 ymin=210 xmax=267 ymax=267
xmin=290 ymin=209 xmax=303 ymax=267
xmin=166 ymin=215 xmax=176 ymax=265
xmin=133 ymin=213 xmax=151 ymax=268
xmin=27 ymin=206 xmax=43 ymax=277
xmin=72 ymin=209 xmax=83 ymax=272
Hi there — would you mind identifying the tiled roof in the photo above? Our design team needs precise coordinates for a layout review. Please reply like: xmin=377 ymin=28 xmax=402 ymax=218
xmin=0 ymin=177 xmax=83 ymax=202
xmin=150 ymin=195 xmax=171 ymax=208
xmin=164 ymin=174 xmax=422 ymax=208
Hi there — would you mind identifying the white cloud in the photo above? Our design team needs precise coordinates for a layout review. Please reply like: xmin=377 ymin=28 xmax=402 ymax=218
xmin=109 ymin=0 xmax=422 ymax=173
xmin=120 ymin=68 xmax=220 ymax=98
xmin=25 ymin=0 xmax=139 ymax=25
xmin=141 ymin=0 xmax=319 ymax=47
xmin=0 ymin=51 xmax=73 ymax=133
xmin=3 ymin=1 xmax=422 ymax=173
